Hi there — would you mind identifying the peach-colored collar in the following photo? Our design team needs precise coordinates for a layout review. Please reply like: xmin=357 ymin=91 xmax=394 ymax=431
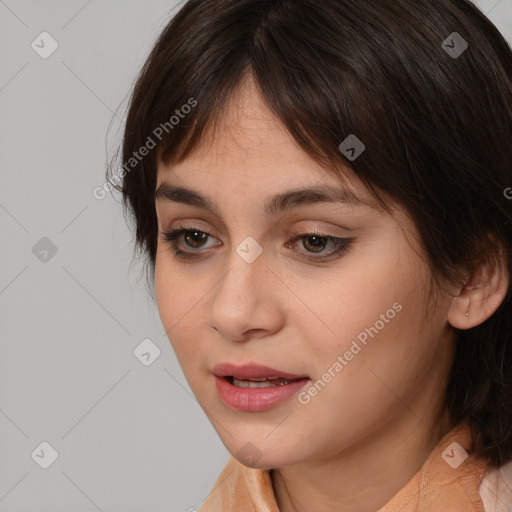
xmin=199 ymin=421 xmax=490 ymax=511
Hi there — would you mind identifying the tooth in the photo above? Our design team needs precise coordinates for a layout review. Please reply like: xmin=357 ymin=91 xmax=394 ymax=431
xmin=232 ymin=377 xmax=295 ymax=388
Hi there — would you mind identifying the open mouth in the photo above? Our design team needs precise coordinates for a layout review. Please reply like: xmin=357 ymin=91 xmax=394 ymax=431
xmin=215 ymin=372 xmax=311 ymax=411
xmin=225 ymin=376 xmax=306 ymax=388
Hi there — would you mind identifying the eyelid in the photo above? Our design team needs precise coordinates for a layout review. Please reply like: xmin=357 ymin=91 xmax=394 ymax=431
xmin=159 ymin=224 xmax=354 ymax=263
xmin=288 ymin=222 xmax=352 ymax=238
xmin=163 ymin=217 xmax=352 ymax=236
xmin=162 ymin=221 xmax=349 ymax=245
xmin=162 ymin=220 xmax=220 ymax=240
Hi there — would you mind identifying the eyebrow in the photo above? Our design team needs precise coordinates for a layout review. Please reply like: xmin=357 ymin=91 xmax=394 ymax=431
xmin=154 ymin=182 xmax=377 ymax=217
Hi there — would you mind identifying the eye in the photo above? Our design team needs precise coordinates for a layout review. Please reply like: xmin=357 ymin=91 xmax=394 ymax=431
xmin=159 ymin=227 xmax=354 ymax=262
xmin=160 ymin=228 xmax=219 ymax=260
xmin=286 ymin=229 xmax=354 ymax=261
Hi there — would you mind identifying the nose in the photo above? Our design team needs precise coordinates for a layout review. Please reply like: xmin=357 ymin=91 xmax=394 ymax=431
xmin=208 ymin=244 xmax=285 ymax=343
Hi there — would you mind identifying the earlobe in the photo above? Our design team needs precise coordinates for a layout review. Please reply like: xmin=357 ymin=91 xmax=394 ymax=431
xmin=447 ymin=248 xmax=509 ymax=330
xmin=447 ymin=292 xmax=479 ymax=330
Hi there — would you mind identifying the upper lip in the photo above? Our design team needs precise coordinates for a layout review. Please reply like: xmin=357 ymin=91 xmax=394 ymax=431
xmin=212 ymin=362 xmax=308 ymax=380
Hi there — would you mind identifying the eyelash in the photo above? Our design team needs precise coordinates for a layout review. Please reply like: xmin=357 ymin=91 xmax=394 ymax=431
xmin=159 ymin=227 xmax=354 ymax=262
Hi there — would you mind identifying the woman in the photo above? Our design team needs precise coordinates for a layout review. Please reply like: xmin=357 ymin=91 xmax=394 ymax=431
xmin=107 ymin=0 xmax=512 ymax=510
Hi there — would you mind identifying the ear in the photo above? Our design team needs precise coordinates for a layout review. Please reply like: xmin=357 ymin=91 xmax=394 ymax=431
xmin=448 ymin=239 xmax=509 ymax=330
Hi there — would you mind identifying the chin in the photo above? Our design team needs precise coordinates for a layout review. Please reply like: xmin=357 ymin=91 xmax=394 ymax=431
xmin=230 ymin=443 xmax=302 ymax=470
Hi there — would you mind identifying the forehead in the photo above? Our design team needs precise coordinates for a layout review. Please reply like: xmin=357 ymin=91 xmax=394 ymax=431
xmin=158 ymin=80 xmax=303 ymax=176
xmin=156 ymin=77 xmax=368 ymax=195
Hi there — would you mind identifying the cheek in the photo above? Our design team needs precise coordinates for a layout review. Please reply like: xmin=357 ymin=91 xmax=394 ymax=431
xmin=308 ymin=282 xmax=440 ymax=411
xmin=154 ymin=253 xmax=178 ymax=328
xmin=154 ymin=248 xmax=202 ymax=321
xmin=298 ymin=249 xmax=437 ymax=388
xmin=154 ymin=253 xmax=204 ymax=357
xmin=286 ymin=251 xmax=415 ymax=356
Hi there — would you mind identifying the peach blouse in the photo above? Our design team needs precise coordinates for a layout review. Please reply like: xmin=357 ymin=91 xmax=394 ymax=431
xmin=199 ymin=421 xmax=512 ymax=511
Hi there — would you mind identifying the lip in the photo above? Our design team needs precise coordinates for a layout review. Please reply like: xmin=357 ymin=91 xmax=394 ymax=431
xmin=214 ymin=375 xmax=310 ymax=412
xmin=212 ymin=362 xmax=308 ymax=380
xmin=212 ymin=362 xmax=310 ymax=412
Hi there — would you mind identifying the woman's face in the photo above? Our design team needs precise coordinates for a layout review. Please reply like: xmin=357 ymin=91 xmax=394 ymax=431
xmin=154 ymin=78 xmax=456 ymax=469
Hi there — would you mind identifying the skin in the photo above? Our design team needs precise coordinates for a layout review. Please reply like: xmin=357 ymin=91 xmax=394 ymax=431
xmin=153 ymin=75 xmax=509 ymax=512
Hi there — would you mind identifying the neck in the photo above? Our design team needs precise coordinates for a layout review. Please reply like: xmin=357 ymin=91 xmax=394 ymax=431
xmin=271 ymin=409 xmax=454 ymax=512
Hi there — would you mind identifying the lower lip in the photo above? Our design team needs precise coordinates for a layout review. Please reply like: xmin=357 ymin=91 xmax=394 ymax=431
xmin=214 ymin=376 xmax=310 ymax=412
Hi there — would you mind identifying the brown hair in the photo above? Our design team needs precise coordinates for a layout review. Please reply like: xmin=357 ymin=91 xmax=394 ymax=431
xmin=107 ymin=0 xmax=512 ymax=467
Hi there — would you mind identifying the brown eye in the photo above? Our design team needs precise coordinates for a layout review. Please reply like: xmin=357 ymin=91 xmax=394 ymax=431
xmin=286 ymin=230 xmax=354 ymax=262
xmin=160 ymin=228 xmax=219 ymax=260
xmin=183 ymin=230 xmax=209 ymax=249
xmin=161 ymin=226 xmax=354 ymax=263
xmin=301 ymin=235 xmax=328 ymax=253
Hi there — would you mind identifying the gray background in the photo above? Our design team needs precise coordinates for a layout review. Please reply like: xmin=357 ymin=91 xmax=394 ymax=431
xmin=0 ymin=1 xmax=511 ymax=510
